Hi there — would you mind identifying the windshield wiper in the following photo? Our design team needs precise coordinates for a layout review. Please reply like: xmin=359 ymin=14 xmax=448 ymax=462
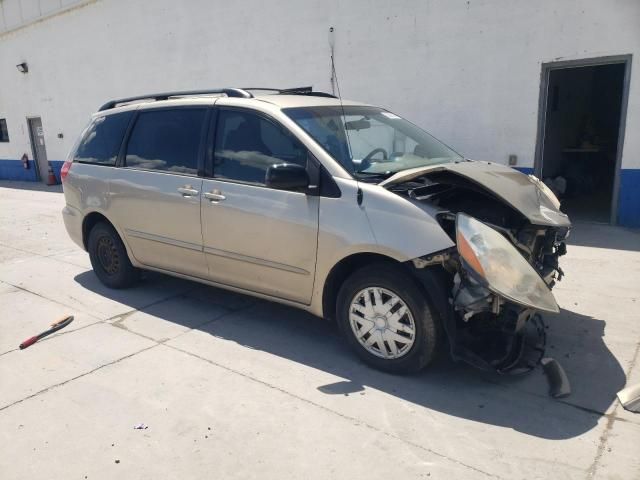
xmin=353 ymin=170 xmax=393 ymax=178
xmin=353 ymin=171 xmax=393 ymax=181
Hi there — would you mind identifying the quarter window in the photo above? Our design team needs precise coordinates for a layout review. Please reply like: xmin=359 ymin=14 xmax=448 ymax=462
xmin=125 ymin=109 xmax=206 ymax=175
xmin=0 ymin=119 xmax=8 ymax=142
xmin=74 ymin=112 xmax=132 ymax=165
xmin=213 ymin=110 xmax=307 ymax=185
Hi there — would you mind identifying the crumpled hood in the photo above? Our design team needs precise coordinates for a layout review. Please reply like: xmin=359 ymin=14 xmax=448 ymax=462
xmin=380 ymin=161 xmax=571 ymax=227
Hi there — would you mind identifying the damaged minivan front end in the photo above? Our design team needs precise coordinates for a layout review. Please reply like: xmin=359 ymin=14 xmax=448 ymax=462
xmin=385 ymin=161 xmax=571 ymax=374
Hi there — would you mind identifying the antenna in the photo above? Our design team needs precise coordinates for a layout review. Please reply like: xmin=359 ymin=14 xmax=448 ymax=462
xmin=330 ymin=50 xmax=352 ymax=153
xmin=328 ymin=27 xmax=336 ymax=96
xmin=329 ymin=26 xmax=359 ymax=204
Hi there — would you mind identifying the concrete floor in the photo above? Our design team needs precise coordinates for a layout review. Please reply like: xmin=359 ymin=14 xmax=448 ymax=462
xmin=0 ymin=180 xmax=639 ymax=480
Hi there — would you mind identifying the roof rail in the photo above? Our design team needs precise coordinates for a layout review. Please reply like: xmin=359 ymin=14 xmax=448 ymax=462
xmin=98 ymin=88 xmax=253 ymax=111
xmin=242 ymin=86 xmax=337 ymax=98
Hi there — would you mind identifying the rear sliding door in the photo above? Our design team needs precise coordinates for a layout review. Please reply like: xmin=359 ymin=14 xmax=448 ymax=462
xmin=109 ymin=107 xmax=209 ymax=278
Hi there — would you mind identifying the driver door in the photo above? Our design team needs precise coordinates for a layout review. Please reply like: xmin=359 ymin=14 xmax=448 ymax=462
xmin=200 ymin=108 xmax=319 ymax=304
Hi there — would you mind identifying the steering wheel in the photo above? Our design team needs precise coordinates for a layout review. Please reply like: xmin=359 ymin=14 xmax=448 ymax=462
xmin=363 ymin=148 xmax=389 ymax=163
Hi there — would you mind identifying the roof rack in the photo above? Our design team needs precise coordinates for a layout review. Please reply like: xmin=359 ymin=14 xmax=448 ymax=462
xmin=243 ymin=86 xmax=337 ymax=98
xmin=98 ymin=86 xmax=337 ymax=111
xmin=98 ymin=88 xmax=253 ymax=111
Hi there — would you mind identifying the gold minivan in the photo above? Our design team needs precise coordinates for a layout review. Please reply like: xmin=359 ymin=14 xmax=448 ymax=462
xmin=62 ymin=87 xmax=571 ymax=374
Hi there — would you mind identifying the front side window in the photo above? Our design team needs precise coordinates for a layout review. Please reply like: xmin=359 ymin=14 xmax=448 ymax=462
xmin=74 ymin=111 xmax=132 ymax=165
xmin=213 ymin=110 xmax=307 ymax=185
xmin=125 ymin=109 xmax=206 ymax=175
xmin=283 ymin=106 xmax=462 ymax=181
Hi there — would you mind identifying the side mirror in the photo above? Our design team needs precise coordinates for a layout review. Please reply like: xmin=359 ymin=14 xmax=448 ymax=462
xmin=265 ymin=163 xmax=309 ymax=191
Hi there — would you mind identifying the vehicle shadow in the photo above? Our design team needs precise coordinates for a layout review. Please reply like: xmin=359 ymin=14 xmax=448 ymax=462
xmin=75 ymin=270 xmax=626 ymax=440
xmin=567 ymin=222 xmax=640 ymax=252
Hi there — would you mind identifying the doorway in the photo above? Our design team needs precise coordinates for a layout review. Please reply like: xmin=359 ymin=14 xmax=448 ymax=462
xmin=27 ymin=117 xmax=49 ymax=182
xmin=535 ymin=56 xmax=631 ymax=224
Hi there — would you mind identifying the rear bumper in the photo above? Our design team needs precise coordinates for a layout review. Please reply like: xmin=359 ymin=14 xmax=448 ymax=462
xmin=62 ymin=204 xmax=85 ymax=250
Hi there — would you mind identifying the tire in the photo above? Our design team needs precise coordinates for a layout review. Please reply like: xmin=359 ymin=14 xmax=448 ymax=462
xmin=87 ymin=222 xmax=140 ymax=289
xmin=336 ymin=263 xmax=440 ymax=374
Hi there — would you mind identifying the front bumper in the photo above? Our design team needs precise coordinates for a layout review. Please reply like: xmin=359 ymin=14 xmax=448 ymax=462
xmin=412 ymin=221 xmax=563 ymax=374
xmin=413 ymin=265 xmax=547 ymax=374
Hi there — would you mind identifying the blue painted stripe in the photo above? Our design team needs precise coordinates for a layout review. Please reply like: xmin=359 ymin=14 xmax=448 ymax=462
xmin=0 ymin=159 xmax=64 ymax=182
xmin=1 ymin=160 xmax=638 ymax=227
xmin=0 ymin=159 xmax=38 ymax=181
xmin=617 ymin=169 xmax=640 ymax=228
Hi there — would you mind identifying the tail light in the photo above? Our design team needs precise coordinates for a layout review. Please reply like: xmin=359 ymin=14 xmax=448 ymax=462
xmin=60 ymin=160 xmax=72 ymax=182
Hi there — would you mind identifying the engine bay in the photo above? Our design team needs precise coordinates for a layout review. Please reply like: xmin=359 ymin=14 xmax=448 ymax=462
xmin=388 ymin=170 xmax=570 ymax=375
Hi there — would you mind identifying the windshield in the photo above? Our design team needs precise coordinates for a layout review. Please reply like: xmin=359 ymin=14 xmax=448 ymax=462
xmin=283 ymin=105 xmax=463 ymax=179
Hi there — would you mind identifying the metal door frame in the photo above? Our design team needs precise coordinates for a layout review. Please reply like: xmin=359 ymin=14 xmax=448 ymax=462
xmin=26 ymin=116 xmax=46 ymax=182
xmin=533 ymin=54 xmax=632 ymax=224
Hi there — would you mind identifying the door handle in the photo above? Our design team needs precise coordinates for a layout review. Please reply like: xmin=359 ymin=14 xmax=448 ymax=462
xmin=203 ymin=190 xmax=226 ymax=202
xmin=178 ymin=185 xmax=199 ymax=197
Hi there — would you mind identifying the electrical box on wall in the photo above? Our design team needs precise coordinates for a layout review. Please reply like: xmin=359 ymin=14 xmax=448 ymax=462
xmin=508 ymin=154 xmax=517 ymax=166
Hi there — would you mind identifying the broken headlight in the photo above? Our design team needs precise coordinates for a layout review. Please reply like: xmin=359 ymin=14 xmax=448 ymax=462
xmin=456 ymin=213 xmax=559 ymax=313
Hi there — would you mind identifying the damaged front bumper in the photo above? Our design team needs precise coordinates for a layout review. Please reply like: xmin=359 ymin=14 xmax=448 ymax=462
xmin=447 ymin=272 xmax=548 ymax=374
xmin=412 ymin=213 xmax=569 ymax=375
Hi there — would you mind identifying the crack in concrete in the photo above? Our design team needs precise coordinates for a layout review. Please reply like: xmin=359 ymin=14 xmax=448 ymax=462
xmin=0 ymin=295 xmax=249 ymax=411
xmin=108 ymin=311 xmax=162 ymax=344
xmin=105 ymin=291 xmax=640 ymax=431
xmin=0 ymin=241 xmax=82 ymax=267
xmin=586 ymin=340 xmax=640 ymax=478
xmin=0 ymin=280 xmax=200 ymax=356
xmin=2 ymin=304 xmax=500 ymax=478
xmin=0 ymin=344 xmax=158 ymax=413
xmin=163 ymin=343 xmax=503 ymax=479
xmin=586 ymin=409 xmax=618 ymax=479
xmin=0 ymin=280 xmax=104 ymax=321
xmin=2 ymin=235 xmax=636 ymax=478
xmin=445 ymin=364 xmax=638 ymax=426
xmin=104 ymin=295 xmax=248 ymax=345
xmin=558 ymin=401 xmax=638 ymax=426
xmin=624 ymin=341 xmax=640 ymax=384
xmin=101 ymin=290 xmax=638 ymax=478
xmin=101 ymin=301 xmax=501 ymax=475
xmin=0 ymin=317 xmax=104 ymax=358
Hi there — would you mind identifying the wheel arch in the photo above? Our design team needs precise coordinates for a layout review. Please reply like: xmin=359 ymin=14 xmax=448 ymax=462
xmin=81 ymin=211 xmax=130 ymax=256
xmin=321 ymin=252 xmax=403 ymax=321
xmin=320 ymin=251 xmax=454 ymax=322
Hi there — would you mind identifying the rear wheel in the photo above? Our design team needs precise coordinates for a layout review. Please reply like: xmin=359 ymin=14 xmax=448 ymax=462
xmin=336 ymin=263 xmax=440 ymax=373
xmin=88 ymin=222 xmax=139 ymax=289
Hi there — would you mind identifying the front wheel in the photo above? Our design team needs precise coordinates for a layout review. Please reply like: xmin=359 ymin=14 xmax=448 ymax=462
xmin=336 ymin=263 xmax=440 ymax=374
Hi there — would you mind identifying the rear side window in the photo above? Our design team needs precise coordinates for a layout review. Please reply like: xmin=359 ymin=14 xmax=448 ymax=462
xmin=125 ymin=109 xmax=206 ymax=175
xmin=214 ymin=109 xmax=307 ymax=185
xmin=74 ymin=112 xmax=132 ymax=165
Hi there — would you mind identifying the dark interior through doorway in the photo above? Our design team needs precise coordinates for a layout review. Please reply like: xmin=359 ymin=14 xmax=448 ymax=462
xmin=541 ymin=63 xmax=625 ymax=223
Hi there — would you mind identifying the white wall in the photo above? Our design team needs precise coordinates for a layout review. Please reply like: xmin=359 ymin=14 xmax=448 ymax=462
xmin=0 ymin=0 xmax=638 ymax=169
xmin=0 ymin=0 xmax=89 ymax=33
